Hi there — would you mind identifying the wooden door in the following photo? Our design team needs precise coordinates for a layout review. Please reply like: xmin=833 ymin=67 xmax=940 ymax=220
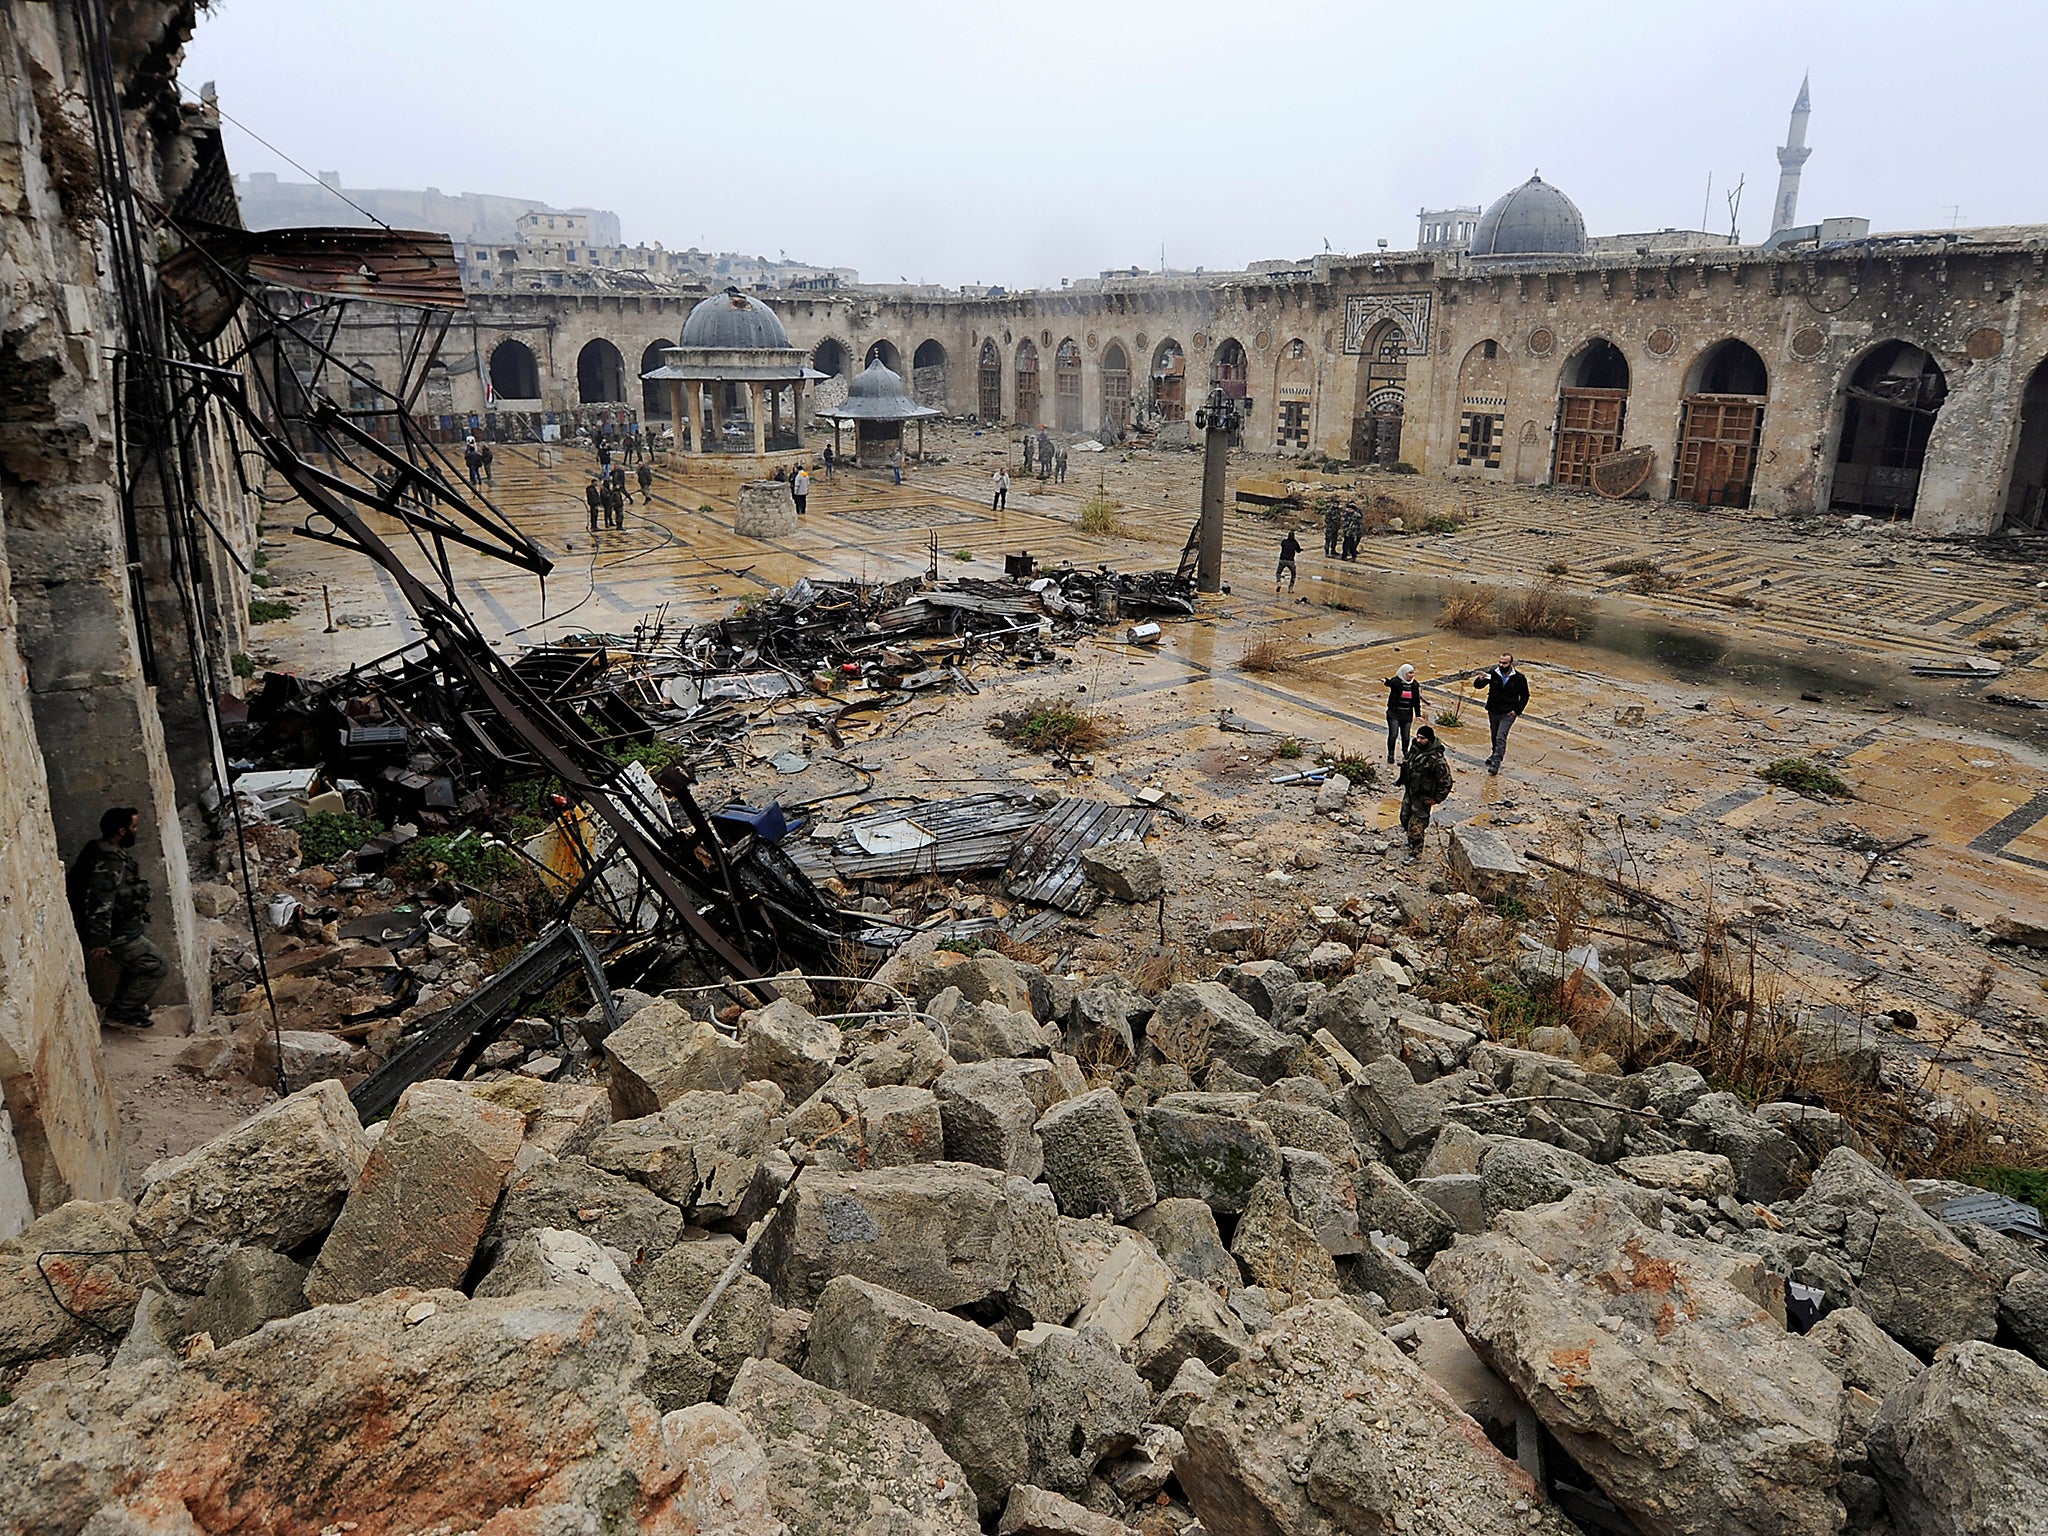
xmin=1553 ymin=388 xmax=1626 ymax=487
xmin=979 ymin=363 xmax=1002 ymax=421
xmin=1674 ymin=394 xmax=1764 ymax=507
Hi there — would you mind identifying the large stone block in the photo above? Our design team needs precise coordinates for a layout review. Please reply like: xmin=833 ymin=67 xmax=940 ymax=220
xmin=734 ymin=479 xmax=799 ymax=537
xmin=738 ymin=997 xmax=841 ymax=1102
xmin=632 ymin=1234 xmax=772 ymax=1409
xmin=1149 ymin=981 xmax=1293 ymax=1081
xmin=1180 ymin=1299 xmax=1574 ymax=1536
xmin=1132 ymin=1277 xmax=1250 ymax=1387
xmin=0 ymin=1200 xmax=160 ymax=1365
xmin=806 ymin=1275 xmax=1030 ymax=1515
xmin=1447 ymin=825 xmax=1533 ymax=902
xmin=1866 ymin=1341 xmax=2048 ymax=1536
xmin=588 ymin=1091 xmax=773 ymax=1219
xmin=1079 ymin=841 xmax=1162 ymax=903
xmin=1141 ymin=1093 xmax=1283 ymax=1214
xmin=755 ymin=1161 xmax=1077 ymax=1324
xmin=728 ymin=1356 xmax=981 ymax=1536
xmin=1016 ymin=1322 xmax=1150 ymax=1496
xmin=937 ymin=1059 xmax=1049 ymax=1179
xmin=134 ymin=1079 xmax=370 ymax=1292
xmin=1430 ymin=1189 xmax=1847 ymax=1536
xmin=1129 ymin=1196 xmax=1237 ymax=1288
xmin=1071 ymin=1231 xmax=1174 ymax=1347
xmin=1035 ymin=1088 xmax=1156 ymax=1219
xmin=305 ymin=1081 xmax=524 ymax=1304
xmin=1350 ymin=1054 xmax=1443 ymax=1151
xmin=181 ymin=1247 xmax=307 ymax=1347
xmin=474 ymin=1226 xmax=636 ymax=1303
xmin=487 ymin=1153 xmax=684 ymax=1277
xmin=601 ymin=1003 xmax=745 ymax=1119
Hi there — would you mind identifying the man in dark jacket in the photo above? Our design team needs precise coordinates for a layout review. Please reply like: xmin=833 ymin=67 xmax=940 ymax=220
xmin=68 ymin=807 xmax=165 ymax=1026
xmin=586 ymin=476 xmax=604 ymax=531
xmin=1472 ymin=653 xmax=1530 ymax=774
xmin=1276 ymin=529 xmax=1302 ymax=591
xmin=1395 ymin=726 xmax=1453 ymax=854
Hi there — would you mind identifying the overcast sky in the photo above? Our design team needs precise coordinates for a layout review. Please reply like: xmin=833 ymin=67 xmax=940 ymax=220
xmin=181 ymin=0 xmax=2044 ymax=289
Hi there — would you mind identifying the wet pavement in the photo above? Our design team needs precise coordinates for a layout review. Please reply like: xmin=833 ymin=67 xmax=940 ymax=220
xmin=252 ymin=425 xmax=2048 ymax=1116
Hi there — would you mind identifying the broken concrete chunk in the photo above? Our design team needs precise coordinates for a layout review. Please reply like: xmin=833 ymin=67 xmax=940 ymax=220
xmin=1127 ymin=1196 xmax=1238 ymax=1289
xmin=1149 ymin=980 xmax=1293 ymax=1081
xmin=654 ymin=1402 xmax=788 ymax=1536
xmin=1350 ymin=1053 xmax=1443 ymax=1151
xmin=1155 ymin=1355 xmax=1220 ymax=1430
xmin=1678 ymin=1092 xmax=1807 ymax=1204
xmin=1066 ymin=985 xmax=1137 ymax=1063
xmin=601 ymin=1004 xmax=746 ymax=1119
xmin=948 ymin=1001 xmax=1050 ymax=1063
xmin=805 ymin=1275 xmax=1030 ymax=1516
xmin=755 ymin=1161 xmax=1077 ymax=1325
xmin=487 ymin=1153 xmax=683 ymax=1277
xmin=738 ymin=997 xmax=842 ymax=1102
xmin=1140 ymin=1093 xmax=1283 ymax=1214
xmin=1353 ymin=1159 xmax=1453 ymax=1263
xmin=134 ymin=1079 xmax=370 ymax=1292
xmin=1410 ymin=1173 xmax=1486 ymax=1234
xmin=1250 ymin=1098 xmax=1359 ymax=1166
xmin=1035 ymin=1088 xmax=1156 ymax=1219
xmin=1078 ymin=841 xmax=1162 ymax=903
xmin=1016 ymin=1321 xmax=1150 ymax=1495
xmin=2001 ymin=1268 xmax=2048 ymax=1365
xmin=856 ymin=1084 xmax=948 ymax=1166
xmin=997 ymin=1484 xmax=1136 ymax=1536
xmin=305 ymin=1080 xmax=525 ymax=1304
xmin=1430 ymin=1189 xmax=1847 ymax=1536
xmin=1179 ymin=1298 xmax=1574 ymax=1536
xmin=1793 ymin=1146 xmax=2001 ymax=1354
xmin=475 ymin=1226 xmax=635 ymax=1302
xmin=728 ymin=1357 xmax=981 ymax=1535
xmin=588 ymin=1091 xmax=773 ymax=1219
xmin=633 ymin=1235 xmax=772 ymax=1409
xmin=181 ymin=1247 xmax=307 ymax=1347
xmin=1616 ymin=1149 xmax=1738 ymax=1201
xmin=0 ymin=1200 xmax=161 ymax=1365
xmin=1231 ymin=1174 xmax=1340 ymax=1299
xmin=1132 ymin=1276 xmax=1251 ymax=1387
xmin=936 ymin=1059 xmax=1047 ymax=1178
xmin=1072 ymin=1232 xmax=1174 ymax=1348
xmin=1867 ymin=1341 xmax=2048 ymax=1536
xmin=1447 ymin=824 xmax=1533 ymax=902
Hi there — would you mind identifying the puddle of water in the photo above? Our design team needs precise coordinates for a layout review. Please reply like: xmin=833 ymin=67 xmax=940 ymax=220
xmin=1336 ymin=574 xmax=2048 ymax=746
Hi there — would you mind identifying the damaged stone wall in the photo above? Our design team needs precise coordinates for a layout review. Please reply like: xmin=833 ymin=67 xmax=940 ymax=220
xmin=0 ymin=0 xmax=258 ymax=1221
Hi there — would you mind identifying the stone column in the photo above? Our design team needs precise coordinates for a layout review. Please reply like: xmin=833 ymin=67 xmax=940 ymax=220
xmin=770 ymin=384 xmax=782 ymax=448
xmin=793 ymin=379 xmax=807 ymax=448
xmin=668 ymin=380 xmax=684 ymax=455
xmin=685 ymin=381 xmax=706 ymax=454
xmin=749 ymin=382 xmax=766 ymax=456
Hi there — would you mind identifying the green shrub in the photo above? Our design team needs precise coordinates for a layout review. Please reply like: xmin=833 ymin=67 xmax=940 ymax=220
xmin=398 ymin=833 xmax=520 ymax=885
xmin=1390 ymin=461 xmax=1419 ymax=475
xmin=298 ymin=810 xmax=384 ymax=865
xmin=248 ymin=598 xmax=295 ymax=624
xmin=230 ymin=652 xmax=256 ymax=679
xmin=1760 ymin=758 xmax=1853 ymax=799
xmin=1077 ymin=491 xmax=1126 ymax=535
xmin=1328 ymin=753 xmax=1378 ymax=788
xmin=1274 ymin=738 xmax=1304 ymax=760
xmin=607 ymin=739 xmax=691 ymax=774
xmin=992 ymin=698 xmax=1107 ymax=754
xmin=953 ymin=548 xmax=975 ymax=562
xmin=1418 ymin=515 xmax=1463 ymax=534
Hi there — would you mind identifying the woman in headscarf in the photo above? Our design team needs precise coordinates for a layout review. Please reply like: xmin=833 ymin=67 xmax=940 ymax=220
xmin=1384 ymin=663 xmax=1424 ymax=764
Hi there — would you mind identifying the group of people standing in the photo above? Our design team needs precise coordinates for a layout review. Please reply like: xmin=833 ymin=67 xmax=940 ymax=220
xmin=1020 ymin=429 xmax=1068 ymax=483
xmin=462 ymin=436 xmax=494 ymax=490
xmin=1384 ymin=654 xmax=1531 ymax=854
xmin=1322 ymin=500 xmax=1368 ymax=561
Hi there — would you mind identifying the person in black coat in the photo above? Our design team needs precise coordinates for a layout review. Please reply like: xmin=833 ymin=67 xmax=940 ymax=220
xmin=1384 ymin=663 xmax=1423 ymax=763
xmin=1472 ymin=653 xmax=1530 ymax=774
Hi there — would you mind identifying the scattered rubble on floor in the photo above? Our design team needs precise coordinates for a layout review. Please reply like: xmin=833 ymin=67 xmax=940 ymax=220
xmin=9 ymin=869 xmax=2048 ymax=1533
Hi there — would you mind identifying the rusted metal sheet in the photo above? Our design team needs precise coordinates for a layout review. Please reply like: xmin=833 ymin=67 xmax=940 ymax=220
xmin=162 ymin=224 xmax=464 ymax=341
xmin=1005 ymin=799 xmax=1155 ymax=911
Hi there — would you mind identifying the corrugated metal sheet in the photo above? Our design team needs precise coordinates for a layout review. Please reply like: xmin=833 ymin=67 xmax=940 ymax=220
xmin=1005 ymin=799 xmax=1155 ymax=912
xmin=244 ymin=227 xmax=465 ymax=308
xmin=790 ymin=793 xmax=1050 ymax=881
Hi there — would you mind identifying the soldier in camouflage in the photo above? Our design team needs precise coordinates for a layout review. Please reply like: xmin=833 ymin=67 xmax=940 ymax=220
xmin=1394 ymin=726 xmax=1454 ymax=856
xmin=68 ymin=807 xmax=167 ymax=1027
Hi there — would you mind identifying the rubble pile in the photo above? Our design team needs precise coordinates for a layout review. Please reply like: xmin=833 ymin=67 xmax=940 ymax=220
xmin=7 ymin=894 xmax=2047 ymax=1536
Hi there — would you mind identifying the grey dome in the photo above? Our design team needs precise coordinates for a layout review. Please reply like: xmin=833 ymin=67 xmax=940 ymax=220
xmin=821 ymin=360 xmax=938 ymax=422
xmin=1468 ymin=175 xmax=1587 ymax=257
xmin=680 ymin=286 xmax=791 ymax=349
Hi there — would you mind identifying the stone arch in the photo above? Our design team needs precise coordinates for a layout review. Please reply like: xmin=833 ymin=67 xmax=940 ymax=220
xmin=1552 ymin=337 xmax=1630 ymax=487
xmin=1100 ymin=340 xmax=1132 ymax=434
xmin=489 ymin=338 xmax=542 ymax=401
xmin=2004 ymin=355 xmax=2048 ymax=530
xmin=576 ymin=337 xmax=627 ymax=404
xmin=1151 ymin=337 xmax=1186 ymax=421
xmin=1674 ymin=339 xmax=1769 ymax=507
xmin=978 ymin=338 xmax=1002 ymax=421
xmin=1274 ymin=337 xmax=1314 ymax=452
xmin=639 ymin=339 xmax=675 ymax=417
xmin=1349 ymin=322 xmax=1406 ymax=466
xmin=1054 ymin=337 xmax=1083 ymax=433
xmin=865 ymin=339 xmax=902 ymax=373
xmin=1454 ymin=339 xmax=1509 ymax=469
xmin=812 ymin=338 xmax=849 ymax=378
xmin=912 ymin=339 xmax=946 ymax=408
xmin=1212 ymin=337 xmax=1249 ymax=398
xmin=1828 ymin=339 xmax=1949 ymax=518
xmin=1015 ymin=338 xmax=1041 ymax=426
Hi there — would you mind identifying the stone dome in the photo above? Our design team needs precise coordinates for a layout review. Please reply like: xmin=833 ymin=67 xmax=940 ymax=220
xmin=846 ymin=360 xmax=910 ymax=401
xmin=679 ymin=286 xmax=791 ymax=350
xmin=1468 ymin=175 xmax=1587 ymax=257
xmin=824 ymin=360 xmax=938 ymax=421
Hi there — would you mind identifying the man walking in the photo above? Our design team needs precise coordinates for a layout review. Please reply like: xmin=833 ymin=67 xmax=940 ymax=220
xmin=1472 ymin=652 xmax=1530 ymax=775
xmin=68 ymin=807 xmax=165 ymax=1027
xmin=792 ymin=465 xmax=810 ymax=516
xmin=991 ymin=468 xmax=1009 ymax=511
xmin=1323 ymin=500 xmax=1341 ymax=557
xmin=463 ymin=439 xmax=483 ymax=489
xmin=1395 ymin=725 xmax=1453 ymax=856
xmin=1055 ymin=446 xmax=1068 ymax=484
xmin=606 ymin=467 xmax=627 ymax=528
xmin=1276 ymin=528 xmax=1302 ymax=592
xmin=1021 ymin=435 xmax=1034 ymax=477
xmin=636 ymin=459 xmax=655 ymax=505
xmin=479 ymin=439 xmax=494 ymax=486
xmin=1342 ymin=503 xmax=1364 ymax=560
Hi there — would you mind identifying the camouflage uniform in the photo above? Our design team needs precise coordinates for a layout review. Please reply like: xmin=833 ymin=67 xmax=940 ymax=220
xmin=1397 ymin=738 xmax=1453 ymax=852
xmin=1323 ymin=501 xmax=1342 ymax=556
xmin=74 ymin=838 xmax=165 ymax=1023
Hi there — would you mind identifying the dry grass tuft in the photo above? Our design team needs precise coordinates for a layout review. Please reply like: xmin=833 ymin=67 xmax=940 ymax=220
xmin=1077 ymin=490 xmax=1127 ymax=535
xmin=990 ymin=697 xmax=1110 ymax=754
xmin=1499 ymin=580 xmax=1587 ymax=640
xmin=1436 ymin=587 xmax=1500 ymax=635
xmin=1239 ymin=636 xmax=1303 ymax=674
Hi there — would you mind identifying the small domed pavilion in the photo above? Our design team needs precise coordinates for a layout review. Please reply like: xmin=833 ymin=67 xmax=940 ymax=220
xmin=642 ymin=287 xmax=823 ymax=458
xmin=814 ymin=359 xmax=939 ymax=468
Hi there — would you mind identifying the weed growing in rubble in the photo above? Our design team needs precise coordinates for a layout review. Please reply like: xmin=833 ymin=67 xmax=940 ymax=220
xmin=953 ymin=549 xmax=975 ymax=562
xmin=1418 ymin=515 xmax=1464 ymax=535
xmin=1434 ymin=706 xmax=1464 ymax=728
xmin=1273 ymin=738 xmax=1304 ymax=760
xmin=1760 ymin=757 xmax=1853 ymax=799
xmin=1600 ymin=557 xmax=1663 ymax=577
xmin=1326 ymin=752 xmax=1378 ymax=788
xmin=1544 ymin=559 xmax=1570 ymax=577
xmin=1435 ymin=587 xmax=1499 ymax=635
xmin=1499 ymin=581 xmax=1586 ymax=640
xmin=991 ymin=698 xmax=1108 ymax=754
xmin=607 ymin=739 xmax=691 ymax=775
xmin=1626 ymin=569 xmax=1682 ymax=595
xmin=1239 ymin=636 xmax=1301 ymax=674
xmin=248 ymin=598 xmax=295 ymax=624
xmin=297 ymin=811 xmax=384 ymax=866
xmin=1077 ymin=490 xmax=1126 ymax=535
xmin=230 ymin=652 xmax=256 ymax=679
xmin=398 ymin=833 xmax=520 ymax=886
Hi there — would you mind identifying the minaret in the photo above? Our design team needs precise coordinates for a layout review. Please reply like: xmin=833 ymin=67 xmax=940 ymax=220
xmin=1772 ymin=74 xmax=1812 ymax=233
